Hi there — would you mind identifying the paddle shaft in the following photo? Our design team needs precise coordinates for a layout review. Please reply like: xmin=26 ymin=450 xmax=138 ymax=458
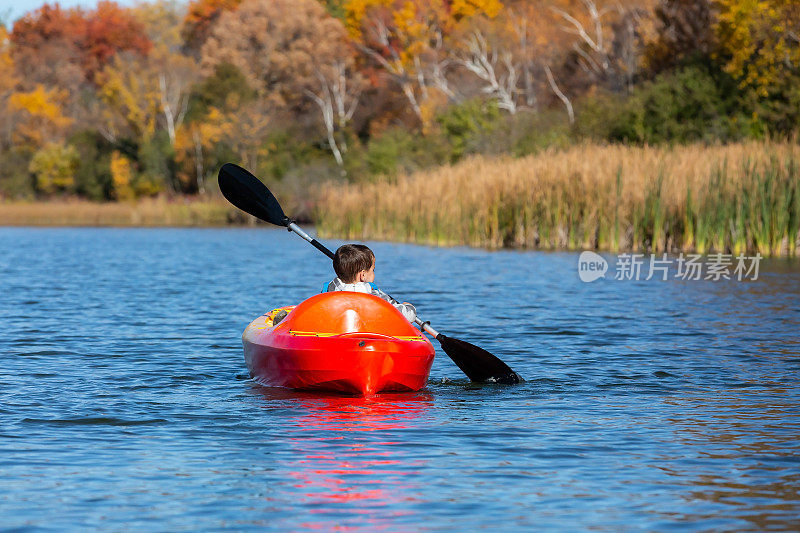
xmin=287 ymin=222 xmax=335 ymax=260
xmin=287 ymin=222 xmax=441 ymax=338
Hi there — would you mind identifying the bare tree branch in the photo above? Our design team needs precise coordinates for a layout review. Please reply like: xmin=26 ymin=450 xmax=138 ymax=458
xmin=550 ymin=5 xmax=602 ymax=53
xmin=305 ymin=61 xmax=362 ymax=173
xmin=457 ymin=30 xmax=519 ymax=114
xmin=545 ymin=64 xmax=574 ymax=124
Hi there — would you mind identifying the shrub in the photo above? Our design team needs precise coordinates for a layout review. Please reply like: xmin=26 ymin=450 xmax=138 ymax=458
xmin=576 ymin=65 xmax=749 ymax=144
xmin=436 ymin=98 xmax=501 ymax=162
xmin=362 ymin=126 xmax=450 ymax=180
xmin=29 ymin=143 xmax=80 ymax=195
xmin=257 ymin=129 xmax=328 ymax=181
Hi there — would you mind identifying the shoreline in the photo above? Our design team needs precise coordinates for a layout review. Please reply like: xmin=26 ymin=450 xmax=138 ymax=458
xmin=2 ymin=199 xmax=800 ymax=257
xmin=5 ymin=139 xmax=800 ymax=260
xmin=0 ymin=198 xmax=241 ymax=228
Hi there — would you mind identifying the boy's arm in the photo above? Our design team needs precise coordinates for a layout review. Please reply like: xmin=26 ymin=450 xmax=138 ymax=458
xmin=370 ymin=285 xmax=417 ymax=322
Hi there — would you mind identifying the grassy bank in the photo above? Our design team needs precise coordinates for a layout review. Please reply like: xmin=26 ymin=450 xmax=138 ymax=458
xmin=0 ymin=198 xmax=239 ymax=227
xmin=315 ymin=142 xmax=800 ymax=256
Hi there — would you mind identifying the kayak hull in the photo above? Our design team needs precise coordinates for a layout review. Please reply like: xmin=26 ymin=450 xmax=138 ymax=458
xmin=243 ymin=292 xmax=435 ymax=395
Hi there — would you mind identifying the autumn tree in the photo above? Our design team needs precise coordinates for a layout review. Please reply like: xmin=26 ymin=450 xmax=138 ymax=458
xmin=715 ymin=0 xmax=800 ymax=97
xmin=182 ymin=0 xmax=242 ymax=52
xmin=96 ymin=53 xmax=161 ymax=143
xmin=9 ymin=1 xmax=152 ymax=156
xmin=175 ymin=111 xmax=226 ymax=194
xmin=178 ymin=93 xmax=271 ymax=187
xmin=345 ymin=0 xmax=502 ymax=127
xmin=135 ymin=1 xmax=200 ymax=147
xmin=80 ymin=1 xmax=153 ymax=82
xmin=550 ymin=0 xmax=652 ymax=93
xmin=10 ymin=4 xmax=85 ymax=94
xmin=450 ymin=7 xmax=553 ymax=115
xmin=175 ymin=63 xmax=256 ymax=193
xmin=305 ymin=57 xmax=363 ymax=170
xmin=219 ymin=100 xmax=274 ymax=172
xmin=97 ymin=48 xmax=198 ymax=194
xmin=87 ymin=3 xmax=200 ymax=195
xmin=0 ymin=24 xmax=18 ymax=149
xmin=11 ymin=2 xmax=151 ymax=87
xmin=200 ymin=0 xmax=348 ymax=111
xmin=644 ymin=0 xmax=718 ymax=74
xmin=714 ymin=0 xmax=800 ymax=132
xmin=7 ymin=85 xmax=73 ymax=146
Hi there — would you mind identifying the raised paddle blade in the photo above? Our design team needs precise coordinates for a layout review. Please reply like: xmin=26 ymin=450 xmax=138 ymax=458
xmin=437 ymin=334 xmax=521 ymax=384
xmin=219 ymin=163 xmax=289 ymax=227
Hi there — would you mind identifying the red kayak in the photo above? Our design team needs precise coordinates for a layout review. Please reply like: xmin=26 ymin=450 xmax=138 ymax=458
xmin=243 ymin=292 xmax=436 ymax=395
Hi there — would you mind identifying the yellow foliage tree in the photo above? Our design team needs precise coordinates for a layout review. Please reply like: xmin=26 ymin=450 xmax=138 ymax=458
xmin=97 ymin=53 xmax=160 ymax=141
xmin=451 ymin=0 xmax=503 ymax=20
xmin=110 ymin=150 xmax=136 ymax=200
xmin=7 ymin=85 xmax=72 ymax=146
xmin=716 ymin=0 xmax=800 ymax=97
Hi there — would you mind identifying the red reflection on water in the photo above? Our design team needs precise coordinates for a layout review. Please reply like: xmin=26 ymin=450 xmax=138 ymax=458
xmin=251 ymin=387 xmax=434 ymax=530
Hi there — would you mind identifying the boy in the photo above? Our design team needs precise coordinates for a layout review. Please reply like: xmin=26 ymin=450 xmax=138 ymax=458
xmin=324 ymin=244 xmax=417 ymax=322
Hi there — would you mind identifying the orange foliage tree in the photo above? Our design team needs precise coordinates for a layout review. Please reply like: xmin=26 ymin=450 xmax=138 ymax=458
xmin=11 ymin=2 xmax=151 ymax=86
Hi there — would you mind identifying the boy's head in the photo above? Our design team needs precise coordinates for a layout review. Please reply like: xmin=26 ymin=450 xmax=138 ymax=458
xmin=334 ymin=244 xmax=375 ymax=284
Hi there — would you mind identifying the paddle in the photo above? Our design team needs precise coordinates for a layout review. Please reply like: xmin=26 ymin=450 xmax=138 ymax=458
xmin=218 ymin=163 xmax=521 ymax=384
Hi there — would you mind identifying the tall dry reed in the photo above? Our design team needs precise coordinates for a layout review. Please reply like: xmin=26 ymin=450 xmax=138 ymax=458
xmin=315 ymin=142 xmax=800 ymax=256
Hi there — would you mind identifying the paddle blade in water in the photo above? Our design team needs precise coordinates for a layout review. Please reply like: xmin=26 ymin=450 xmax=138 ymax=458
xmin=436 ymin=334 xmax=521 ymax=384
xmin=218 ymin=163 xmax=289 ymax=227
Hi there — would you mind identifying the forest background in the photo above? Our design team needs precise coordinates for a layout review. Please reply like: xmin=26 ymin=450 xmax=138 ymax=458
xmin=1 ymin=0 xmax=799 ymax=254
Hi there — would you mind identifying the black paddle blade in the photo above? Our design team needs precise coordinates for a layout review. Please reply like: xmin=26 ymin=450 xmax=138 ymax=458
xmin=437 ymin=335 xmax=521 ymax=384
xmin=218 ymin=163 xmax=289 ymax=226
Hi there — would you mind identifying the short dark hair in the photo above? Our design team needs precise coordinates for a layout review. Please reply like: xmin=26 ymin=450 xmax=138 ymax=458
xmin=334 ymin=244 xmax=375 ymax=283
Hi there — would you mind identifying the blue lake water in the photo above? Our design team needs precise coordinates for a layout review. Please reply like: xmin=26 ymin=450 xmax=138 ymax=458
xmin=1 ymin=227 xmax=799 ymax=531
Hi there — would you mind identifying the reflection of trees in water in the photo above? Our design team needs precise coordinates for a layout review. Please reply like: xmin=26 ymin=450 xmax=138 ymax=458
xmin=659 ymin=392 xmax=800 ymax=530
xmin=252 ymin=387 xmax=434 ymax=531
